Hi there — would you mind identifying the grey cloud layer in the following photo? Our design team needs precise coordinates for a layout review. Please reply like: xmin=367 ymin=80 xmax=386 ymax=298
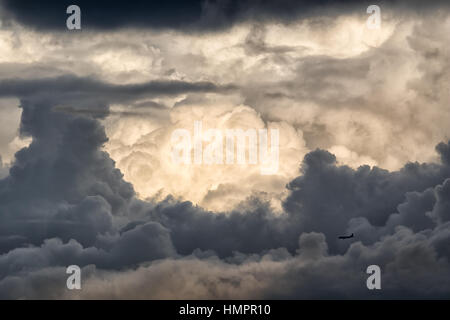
xmin=2 ymin=0 xmax=450 ymax=31
xmin=0 ymin=76 xmax=235 ymax=111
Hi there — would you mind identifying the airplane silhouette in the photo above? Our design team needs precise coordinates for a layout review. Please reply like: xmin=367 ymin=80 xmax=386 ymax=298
xmin=338 ymin=233 xmax=354 ymax=239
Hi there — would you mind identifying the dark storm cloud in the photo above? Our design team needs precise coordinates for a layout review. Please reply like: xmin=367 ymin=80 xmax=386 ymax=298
xmin=2 ymin=0 xmax=450 ymax=31
xmin=0 ymin=75 xmax=236 ymax=120
xmin=0 ymin=221 xmax=175 ymax=274
xmin=0 ymin=100 xmax=177 ymax=279
xmin=0 ymin=102 xmax=133 ymax=251
xmin=283 ymin=148 xmax=450 ymax=252
xmin=0 ymin=75 xmax=235 ymax=104
xmin=0 ymin=157 xmax=7 ymax=179
xmin=142 ymin=196 xmax=298 ymax=257
xmin=2 ymin=226 xmax=450 ymax=299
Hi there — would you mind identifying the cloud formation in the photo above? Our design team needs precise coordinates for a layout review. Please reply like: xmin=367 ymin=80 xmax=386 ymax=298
xmin=1 ymin=93 xmax=450 ymax=298
xmin=3 ymin=0 xmax=450 ymax=31
xmin=0 ymin=1 xmax=450 ymax=299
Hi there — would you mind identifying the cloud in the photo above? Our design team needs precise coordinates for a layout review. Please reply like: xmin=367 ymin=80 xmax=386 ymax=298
xmin=1 ymin=96 xmax=450 ymax=297
xmin=0 ymin=76 xmax=236 ymax=110
xmin=428 ymin=179 xmax=450 ymax=225
xmin=0 ymin=156 xmax=8 ymax=179
xmin=0 ymin=104 xmax=131 ymax=252
xmin=2 ymin=226 xmax=450 ymax=299
xmin=1 ymin=2 xmax=450 ymax=300
xmin=2 ymin=0 xmax=450 ymax=31
xmin=104 ymin=102 xmax=306 ymax=211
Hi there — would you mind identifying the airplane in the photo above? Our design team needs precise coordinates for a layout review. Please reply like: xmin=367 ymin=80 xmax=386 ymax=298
xmin=338 ymin=233 xmax=354 ymax=240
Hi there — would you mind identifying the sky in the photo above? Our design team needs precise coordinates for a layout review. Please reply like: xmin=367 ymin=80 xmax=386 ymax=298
xmin=0 ymin=0 xmax=449 ymax=299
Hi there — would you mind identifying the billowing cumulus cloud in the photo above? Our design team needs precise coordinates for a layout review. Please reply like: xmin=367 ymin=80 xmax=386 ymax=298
xmin=0 ymin=0 xmax=450 ymax=299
